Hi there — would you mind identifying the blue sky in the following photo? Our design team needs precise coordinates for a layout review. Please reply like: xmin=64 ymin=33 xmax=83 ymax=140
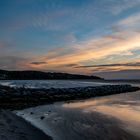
xmin=0 ymin=0 xmax=140 ymax=78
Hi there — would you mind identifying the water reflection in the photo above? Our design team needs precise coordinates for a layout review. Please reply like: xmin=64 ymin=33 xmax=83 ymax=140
xmin=63 ymin=89 xmax=140 ymax=137
xmin=63 ymin=98 xmax=140 ymax=123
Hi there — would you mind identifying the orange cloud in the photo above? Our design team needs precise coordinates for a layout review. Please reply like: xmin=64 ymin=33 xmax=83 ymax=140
xmin=38 ymin=30 xmax=140 ymax=65
xmin=25 ymin=29 xmax=140 ymax=74
xmin=26 ymin=13 xmax=140 ymax=74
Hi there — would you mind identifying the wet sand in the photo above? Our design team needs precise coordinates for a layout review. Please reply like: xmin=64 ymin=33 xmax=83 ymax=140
xmin=0 ymin=110 xmax=52 ymax=140
xmin=16 ymin=82 xmax=140 ymax=140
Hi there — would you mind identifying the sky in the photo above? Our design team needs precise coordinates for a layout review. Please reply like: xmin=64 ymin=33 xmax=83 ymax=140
xmin=0 ymin=0 xmax=140 ymax=79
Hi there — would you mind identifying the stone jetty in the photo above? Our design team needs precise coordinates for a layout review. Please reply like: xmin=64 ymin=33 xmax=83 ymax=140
xmin=0 ymin=84 xmax=139 ymax=109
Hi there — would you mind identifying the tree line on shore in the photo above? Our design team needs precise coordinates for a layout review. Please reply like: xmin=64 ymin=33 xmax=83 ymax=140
xmin=0 ymin=70 xmax=102 ymax=80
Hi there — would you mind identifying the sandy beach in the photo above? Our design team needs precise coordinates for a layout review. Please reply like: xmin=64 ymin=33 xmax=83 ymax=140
xmin=0 ymin=110 xmax=52 ymax=140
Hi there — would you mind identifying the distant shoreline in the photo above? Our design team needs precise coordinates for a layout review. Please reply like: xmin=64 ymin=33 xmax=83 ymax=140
xmin=0 ymin=69 xmax=102 ymax=80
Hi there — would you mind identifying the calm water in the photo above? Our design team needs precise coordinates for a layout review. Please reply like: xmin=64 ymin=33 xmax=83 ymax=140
xmin=15 ymin=82 xmax=140 ymax=140
xmin=0 ymin=80 xmax=112 ymax=89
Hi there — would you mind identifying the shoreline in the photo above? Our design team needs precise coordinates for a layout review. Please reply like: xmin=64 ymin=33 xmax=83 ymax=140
xmin=0 ymin=109 xmax=52 ymax=140
xmin=16 ymin=89 xmax=140 ymax=140
xmin=0 ymin=81 xmax=140 ymax=140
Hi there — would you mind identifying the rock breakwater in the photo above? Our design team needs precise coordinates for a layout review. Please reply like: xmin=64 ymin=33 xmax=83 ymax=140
xmin=0 ymin=84 xmax=139 ymax=109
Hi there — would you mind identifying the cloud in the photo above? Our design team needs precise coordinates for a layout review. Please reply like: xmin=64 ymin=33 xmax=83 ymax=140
xmin=115 ymin=13 xmax=140 ymax=29
xmin=94 ymin=69 xmax=140 ymax=79
xmin=1 ymin=1 xmax=140 ymax=75
xmin=0 ymin=56 xmax=29 ymax=70
xmin=2 ymin=14 xmax=140 ymax=74
xmin=32 ymin=0 xmax=140 ymax=30
xmin=24 ymin=28 xmax=140 ymax=74
xmin=62 ymin=64 xmax=80 ymax=67
xmin=39 ymin=30 xmax=140 ymax=66
xmin=30 ymin=61 xmax=47 ymax=65
xmin=74 ymin=62 xmax=140 ymax=73
xmin=75 ymin=62 xmax=140 ymax=68
xmin=108 ymin=0 xmax=140 ymax=15
xmin=2 ymin=0 xmax=139 ymax=33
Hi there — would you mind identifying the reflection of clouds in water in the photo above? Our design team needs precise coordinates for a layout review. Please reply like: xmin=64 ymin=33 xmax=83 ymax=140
xmin=64 ymin=97 xmax=140 ymax=123
xmin=63 ymin=98 xmax=110 ymax=108
xmin=90 ymin=104 xmax=140 ymax=137
xmin=86 ymin=105 xmax=140 ymax=122
xmin=63 ymin=88 xmax=140 ymax=138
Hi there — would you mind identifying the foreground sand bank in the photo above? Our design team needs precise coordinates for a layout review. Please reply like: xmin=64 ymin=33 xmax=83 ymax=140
xmin=0 ymin=110 xmax=52 ymax=140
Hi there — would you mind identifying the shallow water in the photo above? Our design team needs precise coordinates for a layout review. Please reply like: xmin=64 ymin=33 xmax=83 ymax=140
xmin=16 ymin=82 xmax=140 ymax=140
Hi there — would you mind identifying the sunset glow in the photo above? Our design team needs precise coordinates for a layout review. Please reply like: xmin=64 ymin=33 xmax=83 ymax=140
xmin=1 ymin=0 xmax=140 ymax=78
